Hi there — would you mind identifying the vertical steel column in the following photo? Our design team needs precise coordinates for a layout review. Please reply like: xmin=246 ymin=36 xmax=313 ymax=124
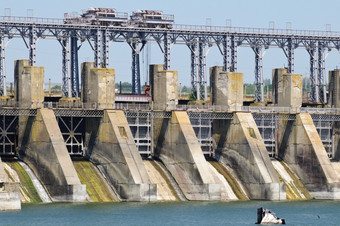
xmin=287 ymin=38 xmax=295 ymax=73
xmin=131 ymin=42 xmax=141 ymax=95
xmin=318 ymin=43 xmax=327 ymax=103
xmin=70 ymin=32 xmax=79 ymax=97
xmin=222 ymin=35 xmax=230 ymax=72
xmin=307 ymin=46 xmax=318 ymax=102
xmin=94 ymin=29 xmax=102 ymax=68
xmin=0 ymin=35 xmax=6 ymax=96
xmin=230 ymin=36 xmax=238 ymax=72
xmin=190 ymin=39 xmax=199 ymax=99
xmin=253 ymin=46 xmax=264 ymax=102
xmin=163 ymin=32 xmax=171 ymax=70
xmin=199 ymin=38 xmax=207 ymax=101
xmin=103 ymin=30 xmax=109 ymax=68
xmin=29 ymin=26 xmax=37 ymax=66
xmin=62 ymin=35 xmax=71 ymax=97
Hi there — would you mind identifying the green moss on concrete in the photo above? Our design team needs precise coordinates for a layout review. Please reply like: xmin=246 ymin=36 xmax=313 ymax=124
xmin=73 ymin=160 xmax=116 ymax=202
xmin=209 ymin=160 xmax=249 ymax=200
xmin=6 ymin=161 xmax=42 ymax=203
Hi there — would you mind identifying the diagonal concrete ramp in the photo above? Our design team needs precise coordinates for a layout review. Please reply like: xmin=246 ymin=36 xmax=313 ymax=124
xmin=278 ymin=113 xmax=340 ymax=199
xmin=19 ymin=108 xmax=86 ymax=202
xmin=154 ymin=111 xmax=222 ymax=201
xmin=214 ymin=112 xmax=285 ymax=200
xmin=86 ymin=110 xmax=157 ymax=201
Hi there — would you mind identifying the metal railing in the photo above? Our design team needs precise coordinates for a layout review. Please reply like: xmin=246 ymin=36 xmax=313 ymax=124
xmin=1 ymin=101 xmax=340 ymax=115
xmin=0 ymin=15 xmax=340 ymax=38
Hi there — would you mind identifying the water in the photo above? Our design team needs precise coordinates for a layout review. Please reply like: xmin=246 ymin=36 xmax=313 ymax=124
xmin=0 ymin=200 xmax=339 ymax=225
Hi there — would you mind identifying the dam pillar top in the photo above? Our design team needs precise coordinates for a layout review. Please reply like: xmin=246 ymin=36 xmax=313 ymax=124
xmin=276 ymin=72 xmax=302 ymax=112
xmin=328 ymin=69 xmax=340 ymax=108
xmin=210 ymin=66 xmax=243 ymax=110
xmin=150 ymin=64 xmax=178 ymax=110
xmin=81 ymin=62 xmax=115 ymax=109
xmin=14 ymin=59 xmax=44 ymax=108
xmin=272 ymin=68 xmax=287 ymax=105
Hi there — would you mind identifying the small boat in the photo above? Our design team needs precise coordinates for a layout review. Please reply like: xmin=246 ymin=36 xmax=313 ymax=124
xmin=256 ymin=207 xmax=285 ymax=224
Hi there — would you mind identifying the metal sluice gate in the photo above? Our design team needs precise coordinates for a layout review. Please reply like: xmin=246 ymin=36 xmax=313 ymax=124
xmin=0 ymin=109 xmax=337 ymax=159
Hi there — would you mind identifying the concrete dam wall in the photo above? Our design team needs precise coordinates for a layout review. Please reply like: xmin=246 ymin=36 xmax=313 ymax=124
xmin=0 ymin=61 xmax=340 ymax=210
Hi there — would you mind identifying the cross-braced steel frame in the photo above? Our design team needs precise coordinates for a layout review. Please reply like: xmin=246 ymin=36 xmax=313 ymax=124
xmin=1 ymin=17 xmax=340 ymax=102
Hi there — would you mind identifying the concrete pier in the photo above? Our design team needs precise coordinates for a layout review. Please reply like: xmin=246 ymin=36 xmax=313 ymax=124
xmin=15 ymin=60 xmax=86 ymax=202
xmin=328 ymin=70 xmax=340 ymax=160
xmin=210 ymin=66 xmax=243 ymax=110
xmin=150 ymin=64 xmax=178 ymax=109
xmin=211 ymin=66 xmax=285 ymax=200
xmin=276 ymin=69 xmax=340 ymax=199
xmin=154 ymin=111 xmax=221 ymax=200
xmin=19 ymin=109 xmax=87 ymax=201
xmin=14 ymin=60 xmax=44 ymax=108
xmin=85 ymin=110 xmax=157 ymax=201
xmin=81 ymin=62 xmax=115 ymax=108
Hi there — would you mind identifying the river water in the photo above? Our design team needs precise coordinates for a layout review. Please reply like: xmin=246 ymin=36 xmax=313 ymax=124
xmin=0 ymin=200 xmax=339 ymax=225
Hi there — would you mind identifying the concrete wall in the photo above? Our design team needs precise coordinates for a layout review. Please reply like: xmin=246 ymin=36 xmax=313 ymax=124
xmin=150 ymin=64 xmax=178 ymax=109
xmin=210 ymin=66 xmax=243 ymax=109
xmin=277 ymin=113 xmax=340 ymax=199
xmin=154 ymin=111 xmax=221 ymax=200
xmin=213 ymin=113 xmax=285 ymax=200
xmin=0 ymin=158 xmax=21 ymax=210
xmin=81 ymin=62 xmax=115 ymax=108
xmin=14 ymin=60 xmax=44 ymax=108
xmin=85 ymin=110 xmax=157 ymax=201
xmin=18 ymin=109 xmax=87 ymax=201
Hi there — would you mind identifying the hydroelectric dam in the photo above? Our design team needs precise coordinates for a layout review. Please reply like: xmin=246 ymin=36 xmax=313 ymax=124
xmin=0 ymin=8 xmax=340 ymax=210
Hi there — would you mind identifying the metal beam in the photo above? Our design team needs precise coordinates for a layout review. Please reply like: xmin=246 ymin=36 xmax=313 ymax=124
xmin=29 ymin=26 xmax=37 ymax=66
xmin=0 ymin=35 xmax=6 ymax=96
xmin=103 ymin=30 xmax=109 ymax=68
xmin=287 ymin=38 xmax=295 ymax=73
xmin=163 ymin=32 xmax=171 ymax=70
xmin=189 ymin=39 xmax=199 ymax=99
xmin=253 ymin=46 xmax=264 ymax=102
xmin=70 ymin=32 xmax=79 ymax=97
xmin=230 ymin=36 xmax=238 ymax=72
xmin=131 ymin=42 xmax=141 ymax=95
xmin=62 ymin=33 xmax=71 ymax=98
xmin=318 ymin=42 xmax=327 ymax=103
xmin=94 ymin=29 xmax=102 ymax=68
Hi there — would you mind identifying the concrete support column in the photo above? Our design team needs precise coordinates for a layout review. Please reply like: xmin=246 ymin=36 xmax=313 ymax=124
xmin=271 ymin=68 xmax=287 ymax=105
xmin=14 ymin=59 xmax=44 ymax=108
xmin=328 ymin=70 xmax=340 ymax=160
xmin=150 ymin=64 xmax=178 ymax=110
xmin=276 ymin=71 xmax=302 ymax=113
xmin=210 ymin=66 xmax=243 ymax=111
xmin=81 ymin=62 xmax=115 ymax=109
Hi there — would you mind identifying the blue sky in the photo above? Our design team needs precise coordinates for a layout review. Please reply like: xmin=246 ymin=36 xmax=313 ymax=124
xmin=2 ymin=0 xmax=340 ymax=86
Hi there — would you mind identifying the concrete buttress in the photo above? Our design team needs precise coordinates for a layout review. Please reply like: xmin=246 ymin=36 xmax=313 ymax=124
xmin=154 ymin=111 xmax=221 ymax=201
xmin=85 ymin=110 xmax=157 ymax=201
xmin=214 ymin=112 xmax=285 ymax=200
xmin=278 ymin=113 xmax=340 ymax=199
xmin=18 ymin=109 xmax=87 ymax=201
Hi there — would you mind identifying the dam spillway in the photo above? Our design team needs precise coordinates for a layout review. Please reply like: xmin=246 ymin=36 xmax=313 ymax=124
xmin=0 ymin=60 xmax=340 ymax=210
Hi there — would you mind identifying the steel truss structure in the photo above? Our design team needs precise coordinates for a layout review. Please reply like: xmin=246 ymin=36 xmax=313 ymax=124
xmin=1 ymin=17 xmax=340 ymax=102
